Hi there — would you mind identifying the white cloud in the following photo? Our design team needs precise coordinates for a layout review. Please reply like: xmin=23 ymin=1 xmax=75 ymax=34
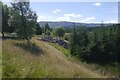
xmin=93 ymin=3 xmax=101 ymax=6
xmin=104 ymin=20 xmax=118 ymax=23
xmin=80 ymin=17 xmax=95 ymax=22
xmin=37 ymin=16 xmax=45 ymax=22
xmin=37 ymin=16 xmax=52 ymax=22
xmin=53 ymin=9 xmax=61 ymax=13
xmin=64 ymin=13 xmax=82 ymax=18
xmin=56 ymin=13 xmax=82 ymax=21
xmin=57 ymin=16 xmax=70 ymax=21
xmin=37 ymin=15 xmax=96 ymax=23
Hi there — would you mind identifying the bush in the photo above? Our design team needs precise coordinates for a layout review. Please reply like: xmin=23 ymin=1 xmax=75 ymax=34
xmin=55 ymin=27 xmax=65 ymax=37
xmin=64 ymin=33 xmax=70 ymax=41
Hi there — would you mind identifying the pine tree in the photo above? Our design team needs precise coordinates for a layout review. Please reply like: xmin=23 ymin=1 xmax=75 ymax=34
xmin=35 ymin=23 xmax=42 ymax=35
xmin=70 ymin=23 xmax=78 ymax=56
xmin=45 ymin=22 xmax=50 ymax=34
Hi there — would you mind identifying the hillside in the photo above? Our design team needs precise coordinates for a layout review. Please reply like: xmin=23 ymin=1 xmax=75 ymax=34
xmin=39 ymin=21 xmax=111 ymax=28
xmin=2 ymin=38 xmax=105 ymax=78
xmin=2 ymin=1 xmax=119 ymax=79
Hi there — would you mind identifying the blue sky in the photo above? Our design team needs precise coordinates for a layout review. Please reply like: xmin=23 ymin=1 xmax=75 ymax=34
xmin=3 ymin=1 xmax=118 ymax=23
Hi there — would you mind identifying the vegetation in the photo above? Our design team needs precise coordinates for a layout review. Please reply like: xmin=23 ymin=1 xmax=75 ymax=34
xmin=3 ymin=39 xmax=104 ymax=78
xmin=11 ymin=1 xmax=38 ymax=45
xmin=35 ymin=23 xmax=42 ymax=35
xmin=64 ymin=33 xmax=70 ymax=41
xmin=55 ymin=27 xmax=65 ymax=37
xmin=49 ymin=39 xmax=119 ymax=78
xmin=1 ymin=0 xmax=40 ymax=45
xmin=1 ymin=2 xmax=11 ymax=38
xmin=69 ymin=24 xmax=120 ymax=78
xmin=44 ymin=22 xmax=51 ymax=34
xmin=1 ymin=0 xmax=119 ymax=78
xmin=46 ymin=30 xmax=51 ymax=36
xmin=49 ymin=42 xmax=70 ymax=57
xmin=70 ymin=24 xmax=120 ymax=63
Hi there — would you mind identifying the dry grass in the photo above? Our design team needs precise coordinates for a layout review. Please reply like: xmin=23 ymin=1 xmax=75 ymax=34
xmin=32 ymin=38 xmax=105 ymax=78
xmin=2 ymin=38 xmax=105 ymax=78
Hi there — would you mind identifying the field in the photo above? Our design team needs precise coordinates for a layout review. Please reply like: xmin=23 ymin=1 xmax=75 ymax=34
xmin=2 ymin=38 xmax=106 ymax=78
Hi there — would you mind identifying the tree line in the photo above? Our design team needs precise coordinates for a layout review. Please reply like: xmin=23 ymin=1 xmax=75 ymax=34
xmin=70 ymin=24 xmax=120 ymax=63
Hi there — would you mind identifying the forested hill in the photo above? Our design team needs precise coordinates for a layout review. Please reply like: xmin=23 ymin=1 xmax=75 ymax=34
xmin=39 ymin=21 xmax=112 ymax=28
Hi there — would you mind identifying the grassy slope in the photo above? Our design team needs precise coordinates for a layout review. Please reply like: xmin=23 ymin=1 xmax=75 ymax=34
xmin=2 ymin=38 xmax=104 ymax=78
xmin=49 ymin=40 xmax=119 ymax=78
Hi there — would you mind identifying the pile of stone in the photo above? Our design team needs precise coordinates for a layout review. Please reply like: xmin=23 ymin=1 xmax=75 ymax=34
xmin=41 ymin=37 xmax=54 ymax=42
xmin=55 ymin=39 xmax=68 ymax=49
xmin=40 ymin=37 xmax=68 ymax=49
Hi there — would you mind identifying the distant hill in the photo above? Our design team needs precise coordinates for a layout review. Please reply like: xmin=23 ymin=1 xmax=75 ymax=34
xmin=39 ymin=21 xmax=111 ymax=28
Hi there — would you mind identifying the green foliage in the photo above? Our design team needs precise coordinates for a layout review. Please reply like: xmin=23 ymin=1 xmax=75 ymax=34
xmin=46 ymin=30 xmax=51 ymax=36
xmin=64 ymin=33 xmax=70 ymax=41
xmin=35 ymin=23 xmax=42 ymax=35
xmin=50 ymin=28 xmax=53 ymax=32
xmin=1 ymin=2 xmax=14 ymax=37
xmin=70 ymin=24 xmax=120 ymax=63
xmin=64 ymin=28 xmax=72 ymax=33
xmin=10 ymin=0 xmax=37 ymax=42
xmin=55 ymin=27 xmax=65 ymax=37
xmin=2 ymin=3 xmax=9 ymax=32
xmin=44 ymin=22 xmax=50 ymax=34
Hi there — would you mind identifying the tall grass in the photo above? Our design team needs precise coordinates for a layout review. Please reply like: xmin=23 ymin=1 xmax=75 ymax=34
xmin=49 ymin=42 xmax=70 ymax=57
xmin=2 ymin=39 xmax=104 ymax=78
xmin=49 ymin=41 xmax=119 ymax=78
xmin=2 ymin=39 xmax=55 ymax=78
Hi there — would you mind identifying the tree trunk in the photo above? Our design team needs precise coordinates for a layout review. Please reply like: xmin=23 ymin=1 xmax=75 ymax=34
xmin=2 ymin=32 xmax=4 ymax=38
xmin=26 ymin=36 xmax=31 ymax=47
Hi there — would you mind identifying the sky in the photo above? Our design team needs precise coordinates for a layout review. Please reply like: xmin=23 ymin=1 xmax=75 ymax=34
xmin=2 ymin=1 xmax=119 ymax=23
